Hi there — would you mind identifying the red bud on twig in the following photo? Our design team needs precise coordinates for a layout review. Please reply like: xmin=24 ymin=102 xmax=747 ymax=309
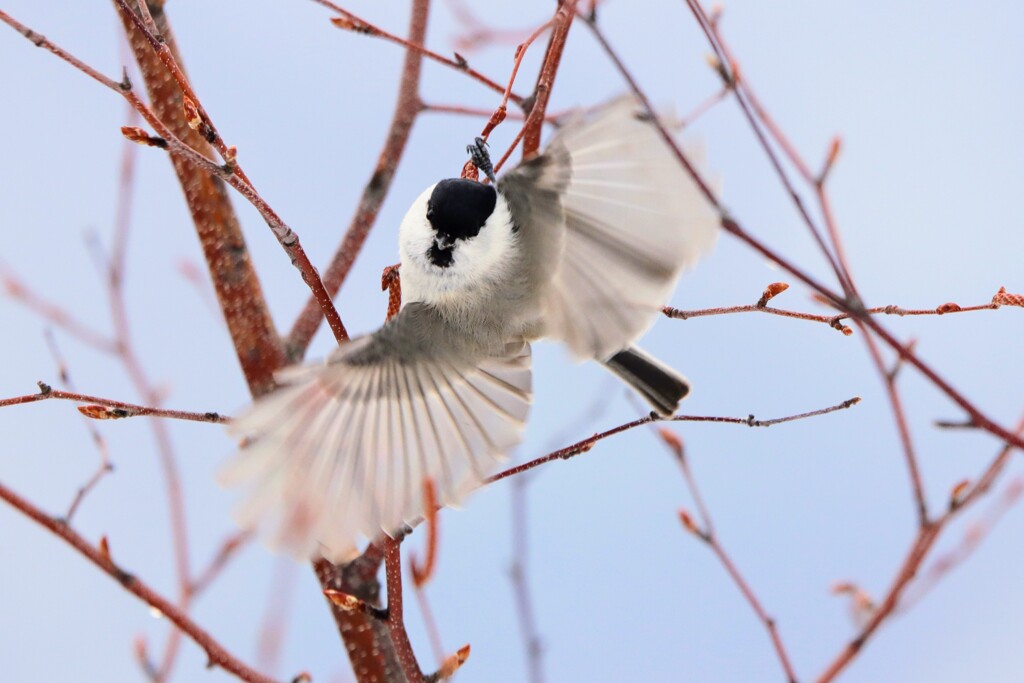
xmin=330 ymin=16 xmax=374 ymax=35
xmin=817 ymin=135 xmax=842 ymax=185
xmin=436 ymin=644 xmax=471 ymax=680
xmin=992 ymin=286 xmax=1024 ymax=307
xmin=120 ymin=126 xmax=167 ymax=149
xmin=949 ymin=479 xmax=970 ymax=509
xmin=678 ymin=508 xmax=701 ymax=536
xmin=78 ymin=404 xmax=132 ymax=419
xmin=99 ymin=535 xmax=112 ymax=563
xmin=658 ymin=428 xmax=684 ymax=459
xmin=182 ymin=96 xmax=201 ymax=131
xmin=756 ymin=281 xmax=790 ymax=307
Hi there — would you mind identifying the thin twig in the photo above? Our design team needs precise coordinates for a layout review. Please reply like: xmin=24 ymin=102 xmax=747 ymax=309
xmin=509 ymin=477 xmax=545 ymax=683
xmin=899 ymin=477 xmax=1024 ymax=612
xmin=410 ymin=479 xmax=440 ymax=587
xmin=285 ymin=0 xmax=430 ymax=358
xmin=383 ymin=537 xmax=427 ymax=683
xmin=659 ymin=429 xmax=798 ymax=682
xmin=815 ymin=414 xmax=1024 ymax=682
xmin=859 ymin=330 xmax=929 ymax=525
xmin=189 ymin=531 xmax=252 ymax=596
xmin=0 ymin=7 xmax=347 ymax=348
xmin=521 ymin=0 xmax=579 ymax=157
xmin=255 ymin=559 xmax=299 ymax=675
xmin=487 ymin=397 xmax=860 ymax=485
xmin=43 ymin=332 xmax=115 ymax=522
xmin=664 ymin=287 xmax=1016 ymax=336
xmin=0 ymin=479 xmax=280 ymax=683
xmin=0 ymin=386 xmax=229 ymax=424
xmin=0 ymin=267 xmax=116 ymax=353
xmin=311 ymin=0 xmax=523 ymax=105
xmin=413 ymin=583 xmax=446 ymax=667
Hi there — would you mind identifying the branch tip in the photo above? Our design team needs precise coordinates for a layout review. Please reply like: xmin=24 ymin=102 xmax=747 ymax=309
xmin=330 ymin=16 xmax=375 ymax=35
xmin=992 ymin=286 xmax=1024 ymax=307
xmin=98 ymin=534 xmax=113 ymax=563
xmin=949 ymin=479 xmax=971 ymax=510
xmin=410 ymin=477 xmax=439 ymax=587
xmin=756 ymin=281 xmax=789 ymax=307
xmin=658 ymin=427 xmax=684 ymax=459
xmin=433 ymin=644 xmax=471 ymax=680
xmin=678 ymin=508 xmax=702 ymax=536
xmin=182 ymin=95 xmax=202 ymax=131
xmin=818 ymin=135 xmax=842 ymax=184
xmin=120 ymin=126 xmax=167 ymax=149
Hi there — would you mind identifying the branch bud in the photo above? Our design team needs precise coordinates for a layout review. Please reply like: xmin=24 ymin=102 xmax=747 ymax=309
xmin=436 ymin=644 xmax=471 ymax=680
xmin=99 ymin=534 xmax=112 ymax=563
xmin=120 ymin=126 xmax=168 ymax=149
xmin=756 ymin=281 xmax=789 ymax=307
xmin=992 ymin=286 xmax=1024 ymax=308
xmin=949 ymin=479 xmax=970 ymax=509
xmin=182 ymin=96 xmax=202 ymax=131
xmin=658 ymin=428 xmax=684 ymax=459
xmin=78 ymin=404 xmax=132 ymax=420
xmin=330 ymin=16 xmax=374 ymax=34
xmin=678 ymin=508 xmax=700 ymax=536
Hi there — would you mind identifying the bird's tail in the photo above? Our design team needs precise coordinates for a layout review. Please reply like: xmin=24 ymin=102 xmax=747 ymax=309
xmin=602 ymin=345 xmax=690 ymax=416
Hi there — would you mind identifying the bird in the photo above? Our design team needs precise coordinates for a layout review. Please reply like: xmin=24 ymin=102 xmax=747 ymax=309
xmin=221 ymin=96 xmax=718 ymax=561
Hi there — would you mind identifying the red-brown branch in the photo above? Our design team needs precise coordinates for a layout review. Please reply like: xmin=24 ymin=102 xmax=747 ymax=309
xmin=311 ymin=0 xmax=523 ymax=105
xmin=0 ymin=385 xmax=229 ymax=424
xmin=487 ymin=396 xmax=860 ymax=485
xmin=663 ymin=286 xmax=1015 ymax=337
xmin=815 ymin=414 xmax=1024 ymax=681
xmin=521 ymin=0 xmax=579 ymax=158
xmin=286 ymin=0 xmax=430 ymax=358
xmin=0 ymin=479 xmax=280 ymax=683
xmin=859 ymin=330 xmax=929 ymax=525
xmin=410 ymin=478 xmax=440 ymax=587
xmin=509 ymin=477 xmax=546 ymax=683
xmin=384 ymin=537 xmax=427 ymax=683
xmin=660 ymin=429 xmax=798 ymax=682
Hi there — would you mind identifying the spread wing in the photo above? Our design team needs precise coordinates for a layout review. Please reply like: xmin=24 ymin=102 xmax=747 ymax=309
xmin=507 ymin=96 xmax=719 ymax=361
xmin=221 ymin=303 xmax=531 ymax=561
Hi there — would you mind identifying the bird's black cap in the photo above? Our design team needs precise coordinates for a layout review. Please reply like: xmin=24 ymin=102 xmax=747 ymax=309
xmin=426 ymin=179 xmax=497 ymax=267
xmin=427 ymin=179 xmax=497 ymax=241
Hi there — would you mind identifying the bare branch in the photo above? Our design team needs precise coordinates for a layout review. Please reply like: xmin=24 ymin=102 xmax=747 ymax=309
xmin=0 ymin=480 xmax=280 ymax=683
xmin=0 ymin=385 xmax=229 ymax=424
xmin=487 ymin=396 xmax=861 ymax=485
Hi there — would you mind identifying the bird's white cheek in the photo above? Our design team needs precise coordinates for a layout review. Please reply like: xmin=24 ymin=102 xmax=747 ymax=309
xmin=397 ymin=188 xmax=518 ymax=306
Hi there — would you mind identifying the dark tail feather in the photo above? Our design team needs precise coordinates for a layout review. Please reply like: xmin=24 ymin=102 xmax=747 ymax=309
xmin=602 ymin=346 xmax=690 ymax=416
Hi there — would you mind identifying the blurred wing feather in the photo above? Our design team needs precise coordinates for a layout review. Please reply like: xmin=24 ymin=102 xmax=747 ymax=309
xmin=222 ymin=305 xmax=531 ymax=560
xmin=542 ymin=96 xmax=719 ymax=360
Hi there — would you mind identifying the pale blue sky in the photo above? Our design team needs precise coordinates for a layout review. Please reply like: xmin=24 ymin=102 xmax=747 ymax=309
xmin=1 ymin=1 xmax=1023 ymax=682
